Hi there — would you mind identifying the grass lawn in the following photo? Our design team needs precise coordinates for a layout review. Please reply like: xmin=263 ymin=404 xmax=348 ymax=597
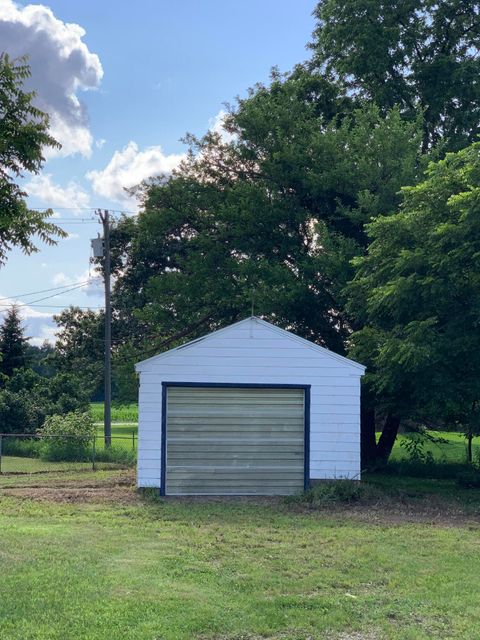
xmin=0 ymin=456 xmax=94 ymax=474
xmin=1 ymin=472 xmax=480 ymax=639
xmin=390 ymin=431 xmax=476 ymax=464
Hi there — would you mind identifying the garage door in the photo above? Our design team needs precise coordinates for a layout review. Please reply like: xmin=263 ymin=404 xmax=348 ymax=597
xmin=165 ymin=386 xmax=305 ymax=495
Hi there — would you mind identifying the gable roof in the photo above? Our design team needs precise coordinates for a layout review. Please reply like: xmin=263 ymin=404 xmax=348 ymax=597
xmin=135 ymin=316 xmax=365 ymax=373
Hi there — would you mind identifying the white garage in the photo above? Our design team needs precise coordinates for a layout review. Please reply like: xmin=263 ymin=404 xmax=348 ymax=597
xmin=135 ymin=317 xmax=365 ymax=495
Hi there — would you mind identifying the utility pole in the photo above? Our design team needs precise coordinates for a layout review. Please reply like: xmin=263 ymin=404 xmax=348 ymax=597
xmin=96 ymin=209 xmax=111 ymax=447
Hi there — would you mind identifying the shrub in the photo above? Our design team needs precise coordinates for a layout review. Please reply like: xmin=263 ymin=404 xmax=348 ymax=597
xmin=288 ymin=480 xmax=381 ymax=507
xmin=39 ymin=411 xmax=95 ymax=461
xmin=94 ymin=445 xmax=136 ymax=467
xmin=457 ymin=469 xmax=480 ymax=489
xmin=0 ymin=371 xmax=90 ymax=434
xmin=381 ymin=460 xmax=469 ymax=480
xmin=2 ymin=437 xmax=41 ymax=458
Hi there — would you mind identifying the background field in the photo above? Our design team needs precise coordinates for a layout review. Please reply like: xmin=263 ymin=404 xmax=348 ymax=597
xmin=90 ymin=402 xmax=478 ymax=465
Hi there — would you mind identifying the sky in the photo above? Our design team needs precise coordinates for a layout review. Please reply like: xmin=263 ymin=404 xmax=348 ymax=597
xmin=0 ymin=0 xmax=317 ymax=344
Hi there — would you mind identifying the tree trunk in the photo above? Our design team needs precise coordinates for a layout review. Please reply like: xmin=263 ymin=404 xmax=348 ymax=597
xmin=360 ymin=406 xmax=377 ymax=468
xmin=467 ymin=432 xmax=473 ymax=464
xmin=376 ymin=413 xmax=401 ymax=462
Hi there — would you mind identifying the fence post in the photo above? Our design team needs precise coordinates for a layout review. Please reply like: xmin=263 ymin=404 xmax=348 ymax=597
xmin=92 ymin=436 xmax=96 ymax=471
xmin=0 ymin=435 xmax=2 ymax=474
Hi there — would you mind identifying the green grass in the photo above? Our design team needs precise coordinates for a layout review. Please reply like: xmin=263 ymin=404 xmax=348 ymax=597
xmin=1 ymin=473 xmax=480 ymax=639
xmin=390 ymin=430 xmax=477 ymax=464
xmin=90 ymin=402 xmax=138 ymax=424
xmin=0 ymin=456 xmax=94 ymax=474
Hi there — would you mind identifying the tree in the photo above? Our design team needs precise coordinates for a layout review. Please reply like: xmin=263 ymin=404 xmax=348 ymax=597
xmin=312 ymin=0 xmax=480 ymax=152
xmin=0 ymin=53 xmax=65 ymax=263
xmin=348 ymin=142 xmax=480 ymax=463
xmin=53 ymin=307 xmax=104 ymax=399
xmin=0 ymin=306 xmax=28 ymax=378
xmin=110 ymin=83 xmax=422 ymax=362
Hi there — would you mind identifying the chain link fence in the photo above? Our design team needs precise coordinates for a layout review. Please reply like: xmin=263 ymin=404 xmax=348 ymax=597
xmin=0 ymin=433 xmax=137 ymax=475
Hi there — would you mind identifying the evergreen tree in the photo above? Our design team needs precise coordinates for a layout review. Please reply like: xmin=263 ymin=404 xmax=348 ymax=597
xmin=0 ymin=306 xmax=28 ymax=378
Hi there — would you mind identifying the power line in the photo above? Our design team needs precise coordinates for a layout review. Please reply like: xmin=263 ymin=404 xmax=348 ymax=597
xmin=3 ymin=282 xmax=94 ymax=309
xmin=0 ymin=280 xmax=93 ymax=302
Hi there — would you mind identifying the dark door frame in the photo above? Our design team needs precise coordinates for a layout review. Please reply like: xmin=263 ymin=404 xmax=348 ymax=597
xmin=160 ymin=381 xmax=311 ymax=496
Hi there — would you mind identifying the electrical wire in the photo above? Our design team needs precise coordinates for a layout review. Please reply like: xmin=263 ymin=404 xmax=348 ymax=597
xmin=0 ymin=282 xmax=95 ymax=309
xmin=0 ymin=280 xmax=93 ymax=302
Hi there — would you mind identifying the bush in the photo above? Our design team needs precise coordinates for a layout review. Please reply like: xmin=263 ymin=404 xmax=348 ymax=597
xmin=2 ymin=437 xmax=41 ymax=458
xmin=94 ymin=445 xmax=136 ymax=466
xmin=381 ymin=460 xmax=470 ymax=480
xmin=456 ymin=469 xmax=480 ymax=489
xmin=39 ymin=412 xmax=95 ymax=462
xmin=288 ymin=480 xmax=381 ymax=507
xmin=0 ymin=370 xmax=90 ymax=434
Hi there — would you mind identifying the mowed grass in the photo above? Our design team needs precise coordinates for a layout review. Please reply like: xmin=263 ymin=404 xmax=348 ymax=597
xmin=390 ymin=431 xmax=477 ymax=464
xmin=0 ymin=456 xmax=94 ymax=474
xmin=1 ymin=473 xmax=480 ymax=639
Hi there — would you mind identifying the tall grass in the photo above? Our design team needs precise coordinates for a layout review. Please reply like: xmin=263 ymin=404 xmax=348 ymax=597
xmin=90 ymin=402 xmax=138 ymax=423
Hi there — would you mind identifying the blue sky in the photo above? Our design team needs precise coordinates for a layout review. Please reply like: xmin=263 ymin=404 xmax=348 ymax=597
xmin=0 ymin=0 xmax=316 ymax=343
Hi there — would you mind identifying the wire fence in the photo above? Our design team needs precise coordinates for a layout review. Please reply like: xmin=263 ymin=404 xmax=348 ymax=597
xmin=0 ymin=433 xmax=137 ymax=476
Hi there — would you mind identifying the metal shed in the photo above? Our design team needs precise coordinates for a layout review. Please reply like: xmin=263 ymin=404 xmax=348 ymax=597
xmin=135 ymin=317 xmax=365 ymax=496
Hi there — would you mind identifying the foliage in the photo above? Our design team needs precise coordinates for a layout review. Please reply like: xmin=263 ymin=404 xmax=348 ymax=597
xmin=40 ymin=411 xmax=95 ymax=461
xmin=456 ymin=469 xmax=480 ymax=489
xmin=53 ymin=306 xmax=104 ymax=399
xmin=313 ymin=0 xmax=480 ymax=151
xmin=90 ymin=402 xmax=138 ymax=423
xmin=25 ymin=341 xmax=57 ymax=378
xmin=379 ymin=460 xmax=472 ymax=480
xmin=349 ymin=143 xmax=480 ymax=447
xmin=0 ymin=369 xmax=89 ymax=433
xmin=110 ymin=96 xmax=422 ymax=364
xmin=93 ymin=444 xmax=136 ymax=466
xmin=2 ymin=436 xmax=41 ymax=458
xmin=0 ymin=306 xmax=28 ymax=378
xmin=0 ymin=53 xmax=65 ymax=262
xmin=288 ymin=480 xmax=381 ymax=506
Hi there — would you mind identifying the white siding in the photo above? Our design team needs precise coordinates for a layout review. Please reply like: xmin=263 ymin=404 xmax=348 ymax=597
xmin=137 ymin=317 xmax=364 ymax=488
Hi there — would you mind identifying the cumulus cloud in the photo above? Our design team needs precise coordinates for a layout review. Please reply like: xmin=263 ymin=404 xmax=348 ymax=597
xmin=29 ymin=323 xmax=58 ymax=346
xmin=86 ymin=141 xmax=185 ymax=205
xmin=25 ymin=174 xmax=90 ymax=213
xmin=52 ymin=268 xmax=103 ymax=297
xmin=0 ymin=0 xmax=103 ymax=157
xmin=0 ymin=293 xmax=54 ymax=345
xmin=209 ymin=109 xmax=237 ymax=144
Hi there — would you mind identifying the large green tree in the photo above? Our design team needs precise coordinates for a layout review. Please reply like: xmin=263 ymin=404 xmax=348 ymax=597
xmin=53 ymin=307 xmax=104 ymax=399
xmin=0 ymin=305 xmax=28 ymax=378
xmin=348 ymin=142 xmax=480 ymax=462
xmin=0 ymin=53 xmax=65 ymax=263
xmin=313 ymin=0 xmax=480 ymax=152
xmin=111 ymin=81 xmax=422 ymax=359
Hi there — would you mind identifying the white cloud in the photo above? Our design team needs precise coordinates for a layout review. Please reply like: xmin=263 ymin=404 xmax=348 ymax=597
xmin=95 ymin=138 xmax=106 ymax=149
xmin=52 ymin=268 xmax=103 ymax=297
xmin=0 ymin=294 xmax=52 ymax=348
xmin=29 ymin=323 xmax=57 ymax=347
xmin=86 ymin=141 xmax=185 ymax=204
xmin=0 ymin=0 xmax=103 ymax=157
xmin=209 ymin=109 xmax=236 ymax=144
xmin=25 ymin=174 xmax=90 ymax=213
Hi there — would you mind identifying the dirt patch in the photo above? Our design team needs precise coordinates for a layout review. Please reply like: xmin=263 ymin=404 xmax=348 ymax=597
xmin=1 ymin=485 xmax=139 ymax=504
xmin=1 ymin=471 xmax=480 ymax=527
xmin=0 ymin=469 xmax=138 ymax=504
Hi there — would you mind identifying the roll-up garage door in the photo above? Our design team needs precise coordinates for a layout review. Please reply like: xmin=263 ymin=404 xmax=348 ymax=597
xmin=165 ymin=386 xmax=305 ymax=495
